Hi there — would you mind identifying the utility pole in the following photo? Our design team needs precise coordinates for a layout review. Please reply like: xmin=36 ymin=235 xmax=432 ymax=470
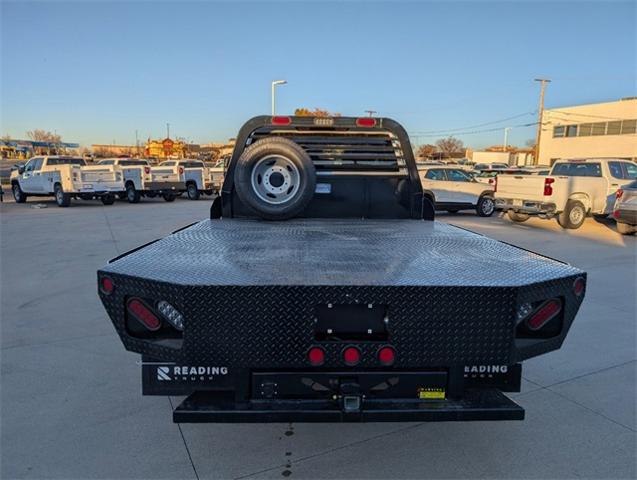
xmin=503 ymin=127 xmax=511 ymax=152
xmin=271 ymin=80 xmax=287 ymax=115
xmin=166 ymin=123 xmax=170 ymax=139
xmin=135 ymin=130 xmax=139 ymax=157
xmin=534 ymin=78 xmax=551 ymax=165
xmin=365 ymin=110 xmax=377 ymax=117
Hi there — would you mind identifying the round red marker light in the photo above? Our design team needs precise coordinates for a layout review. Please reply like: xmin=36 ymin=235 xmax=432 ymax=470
xmin=378 ymin=346 xmax=396 ymax=366
xmin=100 ymin=277 xmax=114 ymax=295
xmin=573 ymin=277 xmax=585 ymax=296
xmin=343 ymin=346 xmax=361 ymax=366
xmin=307 ymin=347 xmax=325 ymax=366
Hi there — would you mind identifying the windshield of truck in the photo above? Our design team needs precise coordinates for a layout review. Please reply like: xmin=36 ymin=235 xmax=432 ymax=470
xmin=181 ymin=161 xmax=204 ymax=168
xmin=47 ymin=158 xmax=86 ymax=166
xmin=119 ymin=160 xmax=148 ymax=166
xmin=622 ymin=162 xmax=637 ymax=179
xmin=98 ymin=160 xmax=115 ymax=165
xmin=160 ymin=161 xmax=176 ymax=166
xmin=552 ymin=162 xmax=602 ymax=177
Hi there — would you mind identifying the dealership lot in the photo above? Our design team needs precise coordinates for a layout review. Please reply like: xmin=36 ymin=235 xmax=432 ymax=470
xmin=1 ymin=197 xmax=635 ymax=479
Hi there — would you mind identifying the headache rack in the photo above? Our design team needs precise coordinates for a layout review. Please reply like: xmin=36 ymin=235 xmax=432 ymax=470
xmin=247 ymin=126 xmax=407 ymax=174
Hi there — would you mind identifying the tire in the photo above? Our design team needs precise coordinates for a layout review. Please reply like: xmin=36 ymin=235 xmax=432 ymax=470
xmin=101 ymin=194 xmax=115 ymax=205
xmin=54 ymin=184 xmax=71 ymax=207
xmin=186 ymin=183 xmax=200 ymax=200
xmin=476 ymin=196 xmax=495 ymax=217
xmin=234 ymin=137 xmax=316 ymax=220
xmin=557 ymin=200 xmax=586 ymax=229
xmin=126 ymin=183 xmax=140 ymax=203
xmin=12 ymin=183 xmax=27 ymax=203
xmin=507 ymin=211 xmax=530 ymax=223
xmin=616 ymin=222 xmax=635 ymax=235
xmin=163 ymin=194 xmax=176 ymax=202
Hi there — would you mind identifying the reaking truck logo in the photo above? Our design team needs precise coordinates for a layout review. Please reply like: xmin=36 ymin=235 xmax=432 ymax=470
xmin=157 ymin=366 xmax=228 ymax=381
xmin=464 ymin=365 xmax=508 ymax=376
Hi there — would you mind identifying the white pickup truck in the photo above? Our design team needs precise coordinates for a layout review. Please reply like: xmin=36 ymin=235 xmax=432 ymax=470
xmin=495 ymin=158 xmax=637 ymax=229
xmin=98 ymin=158 xmax=185 ymax=203
xmin=152 ymin=159 xmax=219 ymax=201
xmin=10 ymin=156 xmax=124 ymax=207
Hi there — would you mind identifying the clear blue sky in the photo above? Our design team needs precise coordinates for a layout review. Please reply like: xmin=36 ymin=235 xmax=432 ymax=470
xmin=1 ymin=1 xmax=635 ymax=149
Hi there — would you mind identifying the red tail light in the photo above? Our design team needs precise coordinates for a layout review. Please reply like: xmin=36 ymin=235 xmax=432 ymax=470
xmin=100 ymin=277 xmax=114 ymax=295
xmin=307 ymin=347 xmax=325 ymax=366
xmin=271 ymin=116 xmax=291 ymax=126
xmin=613 ymin=210 xmax=620 ymax=218
xmin=144 ymin=166 xmax=150 ymax=175
xmin=616 ymin=188 xmax=624 ymax=200
xmin=356 ymin=117 xmax=376 ymax=127
xmin=178 ymin=166 xmax=184 ymax=175
xmin=543 ymin=177 xmax=555 ymax=196
xmin=127 ymin=298 xmax=161 ymax=331
xmin=573 ymin=277 xmax=585 ymax=296
xmin=488 ymin=179 xmax=494 ymax=184
xmin=526 ymin=299 xmax=561 ymax=331
xmin=378 ymin=346 xmax=396 ymax=366
xmin=343 ymin=346 xmax=361 ymax=366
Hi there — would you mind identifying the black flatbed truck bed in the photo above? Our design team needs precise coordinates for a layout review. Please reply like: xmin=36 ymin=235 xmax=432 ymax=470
xmin=98 ymin=115 xmax=586 ymax=423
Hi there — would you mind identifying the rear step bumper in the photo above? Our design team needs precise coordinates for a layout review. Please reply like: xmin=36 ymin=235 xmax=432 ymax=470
xmin=173 ymin=389 xmax=524 ymax=423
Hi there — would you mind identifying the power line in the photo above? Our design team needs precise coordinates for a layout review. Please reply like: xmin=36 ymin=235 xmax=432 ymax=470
xmin=409 ymin=111 xmax=535 ymax=134
xmin=547 ymin=110 xmax=627 ymax=121
xmin=409 ymin=121 xmax=538 ymax=139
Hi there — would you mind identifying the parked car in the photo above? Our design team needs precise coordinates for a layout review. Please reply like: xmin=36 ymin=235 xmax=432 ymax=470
xmin=495 ymin=158 xmax=637 ymax=229
xmin=420 ymin=166 xmax=495 ymax=216
xmin=153 ymin=159 xmax=218 ymax=200
xmin=10 ymin=156 xmax=124 ymax=207
xmin=613 ymin=180 xmax=637 ymax=235
xmin=474 ymin=163 xmax=509 ymax=171
xmin=98 ymin=158 xmax=184 ymax=203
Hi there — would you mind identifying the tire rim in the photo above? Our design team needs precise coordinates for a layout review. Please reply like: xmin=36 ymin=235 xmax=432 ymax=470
xmin=250 ymin=155 xmax=300 ymax=205
xmin=569 ymin=205 xmax=584 ymax=224
xmin=482 ymin=198 xmax=494 ymax=215
xmin=127 ymin=187 xmax=135 ymax=201
xmin=13 ymin=185 xmax=21 ymax=200
xmin=56 ymin=188 xmax=63 ymax=204
xmin=188 ymin=185 xmax=196 ymax=197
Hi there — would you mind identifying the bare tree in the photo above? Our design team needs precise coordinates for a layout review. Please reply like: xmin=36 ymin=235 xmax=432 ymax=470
xmin=416 ymin=144 xmax=437 ymax=160
xmin=525 ymin=139 xmax=536 ymax=148
xmin=435 ymin=136 xmax=464 ymax=159
xmin=27 ymin=129 xmax=62 ymax=143
xmin=294 ymin=108 xmax=341 ymax=117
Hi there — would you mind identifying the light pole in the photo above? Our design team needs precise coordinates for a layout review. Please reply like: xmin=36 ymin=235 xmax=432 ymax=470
xmin=271 ymin=80 xmax=287 ymax=115
xmin=503 ymin=127 xmax=511 ymax=151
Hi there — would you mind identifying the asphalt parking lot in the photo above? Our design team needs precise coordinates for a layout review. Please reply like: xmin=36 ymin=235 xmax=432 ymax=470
xmin=1 ymin=196 xmax=635 ymax=479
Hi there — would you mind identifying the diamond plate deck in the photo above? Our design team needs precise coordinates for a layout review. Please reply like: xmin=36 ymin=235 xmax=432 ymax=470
xmin=101 ymin=219 xmax=582 ymax=287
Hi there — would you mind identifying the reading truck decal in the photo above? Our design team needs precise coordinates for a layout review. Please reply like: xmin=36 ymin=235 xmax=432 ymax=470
xmin=155 ymin=365 xmax=229 ymax=381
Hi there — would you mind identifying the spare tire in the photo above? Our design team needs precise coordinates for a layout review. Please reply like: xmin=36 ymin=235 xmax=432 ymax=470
xmin=234 ymin=136 xmax=316 ymax=220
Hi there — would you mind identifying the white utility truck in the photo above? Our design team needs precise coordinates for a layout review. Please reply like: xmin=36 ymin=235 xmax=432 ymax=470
xmin=153 ymin=159 xmax=218 ymax=200
xmin=98 ymin=158 xmax=184 ymax=203
xmin=495 ymin=158 xmax=637 ymax=229
xmin=10 ymin=156 xmax=124 ymax=207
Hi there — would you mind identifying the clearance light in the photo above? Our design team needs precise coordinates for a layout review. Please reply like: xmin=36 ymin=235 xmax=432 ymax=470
xmin=307 ymin=347 xmax=325 ymax=366
xmin=271 ymin=116 xmax=292 ymax=126
xmin=526 ymin=299 xmax=561 ymax=331
xmin=157 ymin=300 xmax=185 ymax=330
xmin=356 ymin=117 xmax=376 ymax=127
xmin=378 ymin=346 xmax=396 ymax=366
xmin=127 ymin=298 xmax=161 ymax=331
xmin=100 ymin=277 xmax=115 ymax=295
xmin=343 ymin=346 xmax=361 ymax=366
xmin=573 ymin=277 xmax=585 ymax=297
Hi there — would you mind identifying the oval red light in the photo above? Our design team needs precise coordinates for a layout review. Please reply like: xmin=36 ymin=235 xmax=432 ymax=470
xmin=144 ymin=166 xmax=151 ymax=175
xmin=573 ymin=277 xmax=585 ymax=296
xmin=100 ymin=277 xmax=114 ymax=295
xmin=356 ymin=117 xmax=376 ymax=127
xmin=378 ymin=346 xmax=396 ymax=366
xmin=127 ymin=298 xmax=161 ymax=331
xmin=178 ymin=167 xmax=184 ymax=175
xmin=343 ymin=346 xmax=361 ymax=366
xmin=307 ymin=347 xmax=325 ymax=366
xmin=526 ymin=299 xmax=561 ymax=331
xmin=271 ymin=116 xmax=291 ymax=126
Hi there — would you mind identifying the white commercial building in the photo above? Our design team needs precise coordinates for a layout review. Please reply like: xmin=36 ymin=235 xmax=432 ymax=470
xmin=539 ymin=97 xmax=637 ymax=165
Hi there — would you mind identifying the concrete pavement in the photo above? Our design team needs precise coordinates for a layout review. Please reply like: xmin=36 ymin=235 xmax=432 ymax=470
xmin=1 ymin=197 xmax=635 ymax=479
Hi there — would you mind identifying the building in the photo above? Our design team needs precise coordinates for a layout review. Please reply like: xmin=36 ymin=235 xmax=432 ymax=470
xmin=91 ymin=144 xmax=141 ymax=158
xmin=539 ymin=97 xmax=637 ymax=165
xmin=144 ymin=138 xmax=187 ymax=159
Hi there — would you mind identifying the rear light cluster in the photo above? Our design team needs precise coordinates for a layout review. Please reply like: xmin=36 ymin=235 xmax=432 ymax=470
xmin=144 ymin=166 xmax=151 ymax=175
xmin=127 ymin=298 xmax=161 ymax=331
xmin=543 ymin=177 xmax=555 ymax=196
xmin=526 ymin=299 xmax=561 ymax=331
xmin=307 ymin=345 xmax=395 ymax=367
xmin=178 ymin=167 xmax=184 ymax=175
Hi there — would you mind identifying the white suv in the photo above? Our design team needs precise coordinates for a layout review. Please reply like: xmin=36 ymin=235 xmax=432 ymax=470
xmin=420 ymin=166 xmax=496 ymax=216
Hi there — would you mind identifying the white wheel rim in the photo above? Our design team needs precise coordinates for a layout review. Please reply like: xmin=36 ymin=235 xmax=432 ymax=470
xmin=570 ymin=206 xmax=584 ymax=224
xmin=250 ymin=155 xmax=300 ymax=205
xmin=482 ymin=198 xmax=494 ymax=214
xmin=13 ymin=185 xmax=20 ymax=199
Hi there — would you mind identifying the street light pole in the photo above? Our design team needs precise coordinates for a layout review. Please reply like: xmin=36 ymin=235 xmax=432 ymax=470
xmin=503 ymin=127 xmax=511 ymax=151
xmin=534 ymin=78 xmax=551 ymax=164
xmin=271 ymin=80 xmax=287 ymax=115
